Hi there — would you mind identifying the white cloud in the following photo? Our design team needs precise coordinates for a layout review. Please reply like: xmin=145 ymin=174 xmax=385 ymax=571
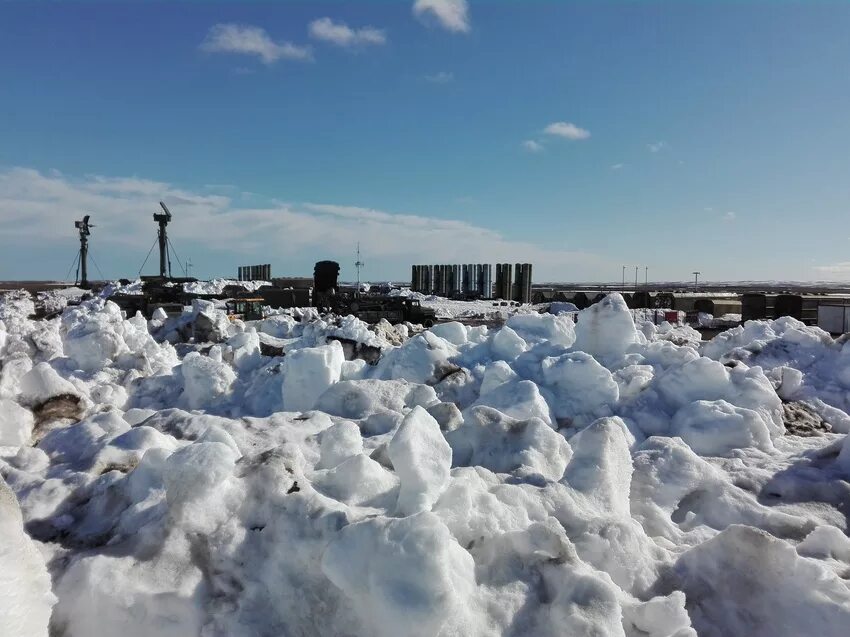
xmin=814 ymin=262 xmax=850 ymax=275
xmin=413 ymin=0 xmax=470 ymax=33
xmin=723 ymin=211 xmax=736 ymax=221
xmin=200 ymin=24 xmax=311 ymax=64
xmin=308 ymin=17 xmax=386 ymax=47
xmin=611 ymin=163 xmax=624 ymax=170
xmin=647 ymin=141 xmax=667 ymax=153
xmin=0 ymin=167 xmax=612 ymax=279
xmin=522 ymin=140 xmax=544 ymax=153
xmin=424 ymin=71 xmax=454 ymax=83
xmin=543 ymin=122 xmax=591 ymax=141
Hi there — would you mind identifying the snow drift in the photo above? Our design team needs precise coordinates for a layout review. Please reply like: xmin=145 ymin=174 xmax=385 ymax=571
xmin=0 ymin=291 xmax=849 ymax=637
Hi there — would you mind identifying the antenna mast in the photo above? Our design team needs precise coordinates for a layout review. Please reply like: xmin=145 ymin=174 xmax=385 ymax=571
xmin=74 ymin=215 xmax=93 ymax=288
xmin=355 ymin=242 xmax=364 ymax=299
xmin=154 ymin=201 xmax=172 ymax=278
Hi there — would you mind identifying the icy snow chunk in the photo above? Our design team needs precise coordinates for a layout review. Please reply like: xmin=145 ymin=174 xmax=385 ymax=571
xmin=479 ymin=359 xmax=518 ymax=396
xmin=163 ymin=441 xmax=238 ymax=512
xmin=490 ymin=325 xmax=527 ymax=361
xmin=563 ymin=417 xmax=633 ymax=518
xmin=656 ymin=357 xmax=784 ymax=439
xmin=663 ymin=524 xmax=850 ymax=637
xmin=38 ymin=411 xmax=130 ymax=469
xmin=0 ymin=479 xmax=56 ymax=637
xmin=321 ymin=512 xmax=474 ymax=637
xmin=282 ymin=341 xmax=344 ymax=412
xmin=225 ymin=327 xmax=261 ymax=370
xmin=428 ymin=321 xmax=467 ymax=345
xmin=797 ymin=525 xmax=850 ymax=563
xmin=425 ymin=401 xmax=463 ymax=432
xmin=623 ymin=592 xmax=695 ymax=637
xmin=180 ymin=351 xmax=237 ymax=410
xmin=315 ymin=379 xmax=438 ymax=420
xmin=375 ymin=331 xmax=458 ymax=384
xmin=541 ymin=351 xmax=619 ymax=424
xmin=52 ymin=535 xmax=204 ymax=637
xmin=61 ymin=299 xmax=130 ymax=371
xmin=506 ymin=312 xmax=576 ymax=347
xmin=388 ymin=406 xmax=452 ymax=515
xmin=19 ymin=361 xmax=79 ymax=406
xmin=0 ymin=398 xmax=34 ymax=446
xmin=313 ymin=454 xmax=399 ymax=506
xmin=0 ymin=355 xmax=32 ymax=399
xmin=467 ymin=379 xmax=553 ymax=427
xmin=318 ymin=420 xmax=363 ymax=469
xmin=448 ymin=406 xmax=571 ymax=481
xmin=671 ymin=399 xmax=774 ymax=456
xmin=572 ymin=293 xmax=639 ymax=361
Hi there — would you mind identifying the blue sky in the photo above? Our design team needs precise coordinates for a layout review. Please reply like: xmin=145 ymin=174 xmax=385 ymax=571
xmin=1 ymin=0 xmax=849 ymax=283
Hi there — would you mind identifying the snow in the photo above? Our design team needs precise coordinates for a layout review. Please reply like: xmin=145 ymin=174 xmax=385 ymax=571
xmin=2 ymin=288 xmax=850 ymax=636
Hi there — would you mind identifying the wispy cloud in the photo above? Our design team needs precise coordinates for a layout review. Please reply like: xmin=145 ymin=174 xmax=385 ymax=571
xmin=522 ymin=140 xmax=544 ymax=153
xmin=543 ymin=122 xmax=591 ymax=141
xmin=611 ymin=163 xmax=624 ymax=170
xmin=0 ymin=167 xmax=613 ymax=279
xmin=814 ymin=262 xmax=850 ymax=275
xmin=424 ymin=71 xmax=454 ymax=84
xmin=413 ymin=0 xmax=470 ymax=34
xmin=723 ymin=211 xmax=737 ymax=221
xmin=200 ymin=24 xmax=311 ymax=64
xmin=647 ymin=141 xmax=667 ymax=153
xmin=308 ymin=17 xmax=386 ymax=48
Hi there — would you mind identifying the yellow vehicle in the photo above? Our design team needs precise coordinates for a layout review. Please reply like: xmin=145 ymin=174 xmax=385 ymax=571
xmin=226 ymin=297 xmax=265 ymax=321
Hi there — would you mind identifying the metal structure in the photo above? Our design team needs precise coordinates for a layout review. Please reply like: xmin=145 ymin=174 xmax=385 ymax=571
xmin=238 ymin=264 xmax=271 ymax=281
xmin=155 ymin=202 xmax=172 ymax=278
xmin=355 ymin=243 xmax=364 ymax=299
xmin=411 ymin=263 xmax=496 ymax=299
xmin=495 ymin=263 xmax=513 ymax=301
xmin=74 ymin=215 xmax=93 ymax=288
xmin=513 ymin=263 xmax=533 ymax=303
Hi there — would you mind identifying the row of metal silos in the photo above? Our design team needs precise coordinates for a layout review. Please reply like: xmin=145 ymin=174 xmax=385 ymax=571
xmin=411 ymin=262 xmax=533 ymax=302
xmin=411 ymin=263 xmax=495 ymax=297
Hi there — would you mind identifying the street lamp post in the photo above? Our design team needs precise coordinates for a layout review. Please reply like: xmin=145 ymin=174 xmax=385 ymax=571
xmin=692 ymin=271 xmax=700 ymax=291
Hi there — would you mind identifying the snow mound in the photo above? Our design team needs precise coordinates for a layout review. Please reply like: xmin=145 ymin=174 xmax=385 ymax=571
xmin=1 ymin=289 xmax=849 ymax=637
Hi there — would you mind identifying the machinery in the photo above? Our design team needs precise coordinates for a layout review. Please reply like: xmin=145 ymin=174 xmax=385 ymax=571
xmin=348 ymin=295 xmax=436 ymax=327
xmin=226 ymin=296 xmax=266 ymax=321
xmin=73 ymin=215 xmax=93 ymax=288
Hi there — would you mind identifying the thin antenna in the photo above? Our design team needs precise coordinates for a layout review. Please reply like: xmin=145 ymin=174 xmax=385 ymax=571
xmin=354 ymin=242 xmax=364 ymax=299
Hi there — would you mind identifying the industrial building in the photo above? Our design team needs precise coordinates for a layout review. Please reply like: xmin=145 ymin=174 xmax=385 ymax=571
xmin=411 ymin=262 xmax=532 ymax=303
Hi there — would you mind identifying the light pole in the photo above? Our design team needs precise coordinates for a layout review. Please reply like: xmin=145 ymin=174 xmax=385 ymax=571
xmin=644 ymin=266 xmax=648 ymax=287
xmin=622 ymin=266 xmax=626 ymax=289
xmin=692 ymin=271 xmax=700 ymax=291
xmin=634 ymin=266 xmax=638 ymax=289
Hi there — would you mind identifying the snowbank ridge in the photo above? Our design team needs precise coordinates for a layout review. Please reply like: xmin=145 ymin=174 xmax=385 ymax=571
xmin=1 ymin=291 xmax=849 ymax=637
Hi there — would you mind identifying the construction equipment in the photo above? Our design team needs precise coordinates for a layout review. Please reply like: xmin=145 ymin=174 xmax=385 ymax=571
xmin=226 ymin=297 xmax=266 ymax=321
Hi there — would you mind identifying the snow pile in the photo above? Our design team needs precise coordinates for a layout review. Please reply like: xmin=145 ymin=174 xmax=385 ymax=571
xmin=182 ymin=278 xmax=271 ymax=295
xmin=0 ymin=290 xmax=849 ymax=636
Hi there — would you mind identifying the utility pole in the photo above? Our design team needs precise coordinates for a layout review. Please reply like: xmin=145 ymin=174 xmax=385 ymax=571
xmin=74 ymin=215 xmax=93 ymax=288
xmin=622 ymin=265 xmax=626 ymax=289
xmin=644 ymin=266 xmax=648 ymax=287
xmin=186 ymin=257 xmax=193 ymax=278
xmin=634 ymin=266 xmax=638 ymax=289
xmin=692 ymin=271 xmax=701 ymax=291
xmin=355 ymin=242 xmax=364 ymax=299
xmin=154 ymin=201 xmax=172 ymax=278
